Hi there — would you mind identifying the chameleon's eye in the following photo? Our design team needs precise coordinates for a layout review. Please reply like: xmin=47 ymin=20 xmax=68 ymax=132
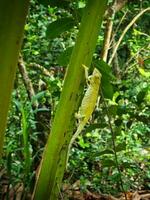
xmin=95 ymin=75 xmax=99 ymax=78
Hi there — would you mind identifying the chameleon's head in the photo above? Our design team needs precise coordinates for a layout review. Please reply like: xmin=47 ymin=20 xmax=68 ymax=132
xmin=89 ymin=69 xmax=101 ymax=85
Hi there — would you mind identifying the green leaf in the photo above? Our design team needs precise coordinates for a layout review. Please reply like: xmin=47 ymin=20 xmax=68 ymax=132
xmin=58 ymin=46 xmax=73 ymax=66
xmin=138 ymin=67 xmax=150 ymax=77
xmin=108 ymin=105 xmax=118 ymax=116
xmin=94 ymin=60 xmax=114 ymax=99
xmin=14 ymin=100 xmax=22 ymax=110
xmin=144 ymin=57 xmax=150 ymax=66
xmin=101 ymin=74 xmax=114 ymax=99
xmin=114 ymin=127 xmax=122 ymax=137
xmin=95 ymin=59 xmax=114 ymax=78
xmin=78 ymin=138 xmax=90 ymax=148
xmin=72 ymin=8 xmax=84 ymax=22
xmin=99 ymin=149 xmax=114 ymax=155
xmin=31 ymin=91 xmax=46 ymax=105
xmin=37 ymin=0 xmax=70 ymax=8
xmin=145 ymin=90 xmax=150 ymax=105
xmin=102 ymin=159 xmax=116 ymax=167
xmin=137 ymin=90 xmax=147 ymax=104
xmin=114 ymin=118 xmax=123 ymax=126
xmin=117 ymin=104 xmax=127 ymax=115
xmin=46 ymin=18 xmax=76 ymax=39
xmin=115 ymin=142 xmax=126 ymax=152
xmin=85 ymin=123 xmax=107 ymax=132
xmin=121 ymin=162 xmax=134 ymax=169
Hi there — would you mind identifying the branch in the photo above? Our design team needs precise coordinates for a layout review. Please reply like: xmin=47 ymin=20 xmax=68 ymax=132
xmin=29 ymin=63 xmax=51 ymax=77
xmin=101 ymin=0 xmax=127 ymax=61
xmin=108 ymin=7 xmax=150 ymax=65
xmin=18 ymin=55 xmax=38 ymax=108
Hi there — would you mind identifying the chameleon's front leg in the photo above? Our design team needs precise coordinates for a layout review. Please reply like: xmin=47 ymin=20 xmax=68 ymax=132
xmin=82 ymin=64 xmax=91 ymax=86
xmin=82 ymin=64 xmax=89 ymax=79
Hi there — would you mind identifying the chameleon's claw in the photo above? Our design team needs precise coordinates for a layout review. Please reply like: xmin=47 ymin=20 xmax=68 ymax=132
xmin=75 ymin=112 xmax=85 ymax=121
xmin=82 ymin=64 xmax=89 ymax=82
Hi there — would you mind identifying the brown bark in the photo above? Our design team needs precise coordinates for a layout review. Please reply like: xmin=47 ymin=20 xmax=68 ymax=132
xmin=101 ymin=0 xmax=127 ymax=62
xmin=18 ymin=54 xmax=38 ymax=108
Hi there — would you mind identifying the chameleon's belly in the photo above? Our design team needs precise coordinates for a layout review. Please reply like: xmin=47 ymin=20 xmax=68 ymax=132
xmin=79 ymin=82 xmax=100 ymax=121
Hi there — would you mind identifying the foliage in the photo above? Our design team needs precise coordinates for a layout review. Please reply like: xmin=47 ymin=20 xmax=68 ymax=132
xmin=1 ymin=0 xmax=150 ymax=198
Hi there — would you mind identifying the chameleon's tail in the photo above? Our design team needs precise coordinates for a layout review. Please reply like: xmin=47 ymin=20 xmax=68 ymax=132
xmin=70 ymin=124 xmax=84 ymax=149
xmin=66 ymin=124 xmax=85 ymax=168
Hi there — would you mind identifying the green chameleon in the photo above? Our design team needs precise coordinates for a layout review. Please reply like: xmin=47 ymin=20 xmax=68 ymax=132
xmin=67 ymin=65 xmax=101 ymax=165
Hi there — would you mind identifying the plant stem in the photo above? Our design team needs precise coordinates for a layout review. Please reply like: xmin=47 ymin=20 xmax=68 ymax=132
xmin=32 ymin=0 xmax=108 ymax=199
xmin=0 ymin=0 xmax=30 ymax=157
xmin=108 ymin=7 xmax=150 ymax=65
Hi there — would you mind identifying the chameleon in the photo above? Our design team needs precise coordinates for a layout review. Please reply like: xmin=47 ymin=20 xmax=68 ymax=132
xmin=67 ymin=65 xmax=101 ymax=165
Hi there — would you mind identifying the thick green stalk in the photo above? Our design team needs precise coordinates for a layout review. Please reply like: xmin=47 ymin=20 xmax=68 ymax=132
xmin=0 ymin=1 xmax=30 ymax=157
xmin=33 ymin=0 xmax=108 ymax=199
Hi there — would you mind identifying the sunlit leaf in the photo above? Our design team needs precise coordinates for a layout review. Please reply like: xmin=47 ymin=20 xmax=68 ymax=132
xmin=138 ymin=67 xmax=150 ymax=77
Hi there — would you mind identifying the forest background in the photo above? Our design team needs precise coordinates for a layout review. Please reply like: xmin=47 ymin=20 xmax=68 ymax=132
xmin=0 ymin=0 xmax=150 ymax=199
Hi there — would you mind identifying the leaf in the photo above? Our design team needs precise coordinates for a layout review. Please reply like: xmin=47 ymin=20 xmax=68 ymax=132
xmin=145 ymin=90 xmax=150 ymax=105
xmin=101 ymin=74 xmax=114 ymax=99
xmin=95 ymin=59 xmax=114 ymax=78
xmin=58 ymin=46 xmax=73 ymax=66
xmin=114 ymin=119 xmax=123 ymax=126
xmin=46 ymin=18 xmax=76 ymax=39
xmin=121 ymin=162 xmax=134 ymax=169
xmin=78 ymin=138 xmax=90 ymax=148
xmin=102 ymin=159 xmax=116 ymax=167
xmin=115 ymin=142 xmax=126 ymax=152
xmin=72 ymin=8 xmax=84 ymax=22
xmin=117 ymin=104 xmax=127 ymax=115
xmin=37 ymin=0 xmax=70 ymax=8
xmin=144 ymin=57 xmax=150 ymax=65
xmin=14 ymin=100 xmax=22 ymax=110
xmin=31 ymin=91 xmax=46 ymax=105
xmin=99 ymin=149 xmax=114 ymax=155
xmin=34 ymin=107 xmax=50 ymax=114
xmin=94 ymin=60 xmax=114 ymax=99
xmin=108 ymin=105 xmax=118 ymax=116
xmin=85 ymin=123 xmax=107 ymax=133
xmin=137 ymin=90 xmax=147 ymax=104
xmin=138 ymin=67 xmax=150 ymax=77
xmin=114 ymin=126 xmax=122 ymax=137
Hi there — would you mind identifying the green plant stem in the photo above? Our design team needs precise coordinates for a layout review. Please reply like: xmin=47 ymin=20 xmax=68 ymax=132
xmin=101 ymin=91 xmax=127 ymax=200
xmin=33 ymin=0 xmax=108 ymax=199
xmin=21 ymin=106 xmax=31 ymax=181
xmin=0 ymin=1 xmax=30 ymax=157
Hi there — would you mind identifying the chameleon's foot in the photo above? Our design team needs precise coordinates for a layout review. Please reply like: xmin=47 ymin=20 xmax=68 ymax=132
xmin=75 ymin=112 xmax=85 ymax=121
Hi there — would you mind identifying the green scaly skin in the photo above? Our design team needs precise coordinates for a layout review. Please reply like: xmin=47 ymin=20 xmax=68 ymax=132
xmin=67 ymin=67 xmax=101 ymax=165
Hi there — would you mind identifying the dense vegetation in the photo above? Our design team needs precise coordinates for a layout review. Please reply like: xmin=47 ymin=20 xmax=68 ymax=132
xmin=0 ymin=0 xmax=150 ymax=199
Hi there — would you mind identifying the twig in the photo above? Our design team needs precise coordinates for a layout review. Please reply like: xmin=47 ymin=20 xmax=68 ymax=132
xmin=108 ymin=7 xmax=150 ymax=65
xmin=18 ymin=54 xmax=38 ymax=108
xmin=102 ymin=0 xmax=127 ymax=61
xmin=29 ymin=62 xmax=51 ymax=77
xmin=101 ymin=90 xmax=127 ymax=200
xmin=109 ymin=10 xmax=128 ymax=49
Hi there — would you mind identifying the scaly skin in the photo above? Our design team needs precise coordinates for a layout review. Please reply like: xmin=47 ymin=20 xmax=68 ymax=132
xmin=67 ymin=67 xmax=101 ymax=165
